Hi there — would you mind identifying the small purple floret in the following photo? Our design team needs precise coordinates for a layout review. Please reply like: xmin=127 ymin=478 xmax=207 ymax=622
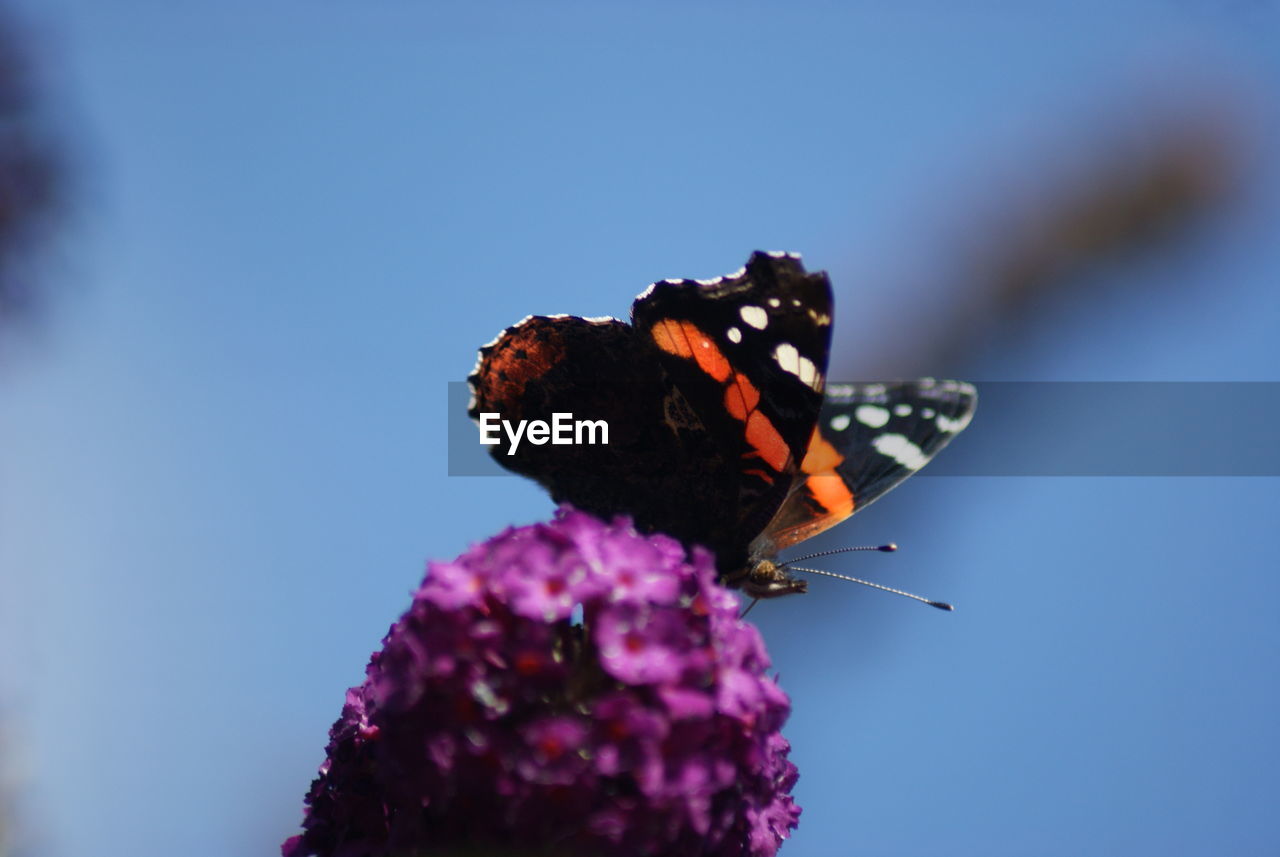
xmin=284 ymin=507 xmax=800 ymax=857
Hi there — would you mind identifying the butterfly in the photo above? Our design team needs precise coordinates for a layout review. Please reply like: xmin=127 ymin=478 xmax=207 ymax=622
xmin=468 ymin=251 xmax=976 ymax=598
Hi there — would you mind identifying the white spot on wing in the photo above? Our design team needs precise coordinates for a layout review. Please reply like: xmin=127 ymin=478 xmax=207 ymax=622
xmin=774 ymin=342 xmax=800 ymax=374
xmin=799 ymin=358 xmax=820 ymax=389
xmin=726 ymin=326 xmax=742 ymax=344
xmin=740 ymin=305 xmax=769 ymax=330
xmin=767 ymin=297 xmax=782 ymax=308
xmin=855 ymin=405 xmax=890 ymax=428
xmin=872 ymin=433 xmax=928 ymax=470
xmin=894 ymin=404 xmax=912 ymax=417
xmin=937 ymin=411 xmax=973 ymax=433
xmin=830 ymin=414 xmax=851 ymax=431
xmin=771 ymin=343 xmax=822 ymax=390
xmin=922 ymin=408 xmax=936 ymax=419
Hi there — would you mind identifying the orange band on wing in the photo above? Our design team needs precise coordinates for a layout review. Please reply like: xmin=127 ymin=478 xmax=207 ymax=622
xmin=652 ymin=323 xmax=785 ymax=471
xmin=724 ymin=373 xmax=761 ymax=422
xmin=650 ymin=320 xmax=731 ymax=382
xmin=799 ymin=428 xmax=854 ymax=515
xmin=650 ymin=318 xmax=693 ymax=357
xmin=745 ymin=411 xmax=789 ymax=471
xmin=800 ymin=427 xmax=845 ymax=474
xmin=805 ymin=473 xmax=856 ymax=517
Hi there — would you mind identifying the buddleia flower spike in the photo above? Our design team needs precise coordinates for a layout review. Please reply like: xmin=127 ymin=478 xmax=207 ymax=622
xmin=283 ymin=507 xmax=800 ymax=857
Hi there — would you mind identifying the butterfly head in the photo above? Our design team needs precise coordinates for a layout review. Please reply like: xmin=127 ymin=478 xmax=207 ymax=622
xmin=734 ymin=557 xmax=809 ymax=599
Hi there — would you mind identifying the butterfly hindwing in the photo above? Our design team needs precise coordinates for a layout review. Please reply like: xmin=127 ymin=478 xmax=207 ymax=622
xmin=754 ymin=380 xmax=977 ymax=554
xmin=467 ymin=315 xmax=690 ymax=518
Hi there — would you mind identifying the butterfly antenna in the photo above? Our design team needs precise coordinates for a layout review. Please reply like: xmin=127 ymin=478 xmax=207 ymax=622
xmin=784 ymin=566 xmax=954 ymax=611
xmin=779 ymin=544 xmax=897 ymax=567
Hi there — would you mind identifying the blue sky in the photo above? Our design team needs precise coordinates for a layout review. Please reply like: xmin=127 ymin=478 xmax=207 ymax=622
xmin=1 ymin=2 xmax=1278 ymax=855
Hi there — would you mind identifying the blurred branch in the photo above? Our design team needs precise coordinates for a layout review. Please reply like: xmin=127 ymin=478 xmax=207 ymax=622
xmin=0 ymin=0 xmax=66 ymax=341
xmin=849 ymin=102 xmax=1244 ymax=379
xmin=977 ymin=117 xmax=1235 ymax=311
xmin=0 ymin=5 xmax=65 ymax=854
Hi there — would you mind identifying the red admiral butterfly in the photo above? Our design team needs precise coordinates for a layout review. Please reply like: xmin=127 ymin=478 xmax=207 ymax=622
xmin=468 ymin=252 xmax=976 ymax=599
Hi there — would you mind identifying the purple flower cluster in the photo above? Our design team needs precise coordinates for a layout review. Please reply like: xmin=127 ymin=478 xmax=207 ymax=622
xmin=284 ymin=508 xmax=799 ymax=857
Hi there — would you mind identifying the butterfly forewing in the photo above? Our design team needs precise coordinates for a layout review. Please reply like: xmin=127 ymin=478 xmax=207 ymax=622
xmin=630 ymin=252 xmax=833 ymax=469
xmin=629 ymin=252 xmax=834 ymax=563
